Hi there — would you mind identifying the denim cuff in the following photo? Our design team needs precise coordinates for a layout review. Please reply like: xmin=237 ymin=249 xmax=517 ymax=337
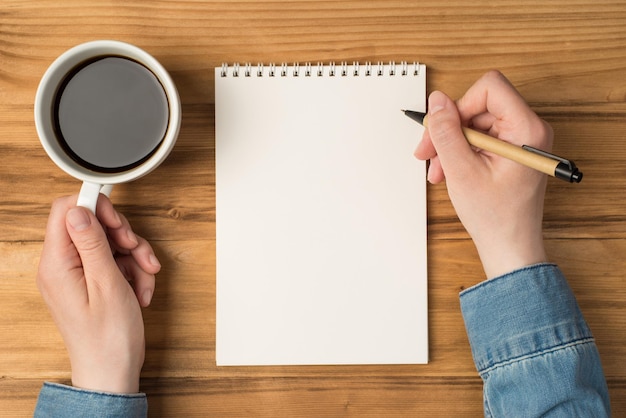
xmin=35 ymin=382 xmax=147 ymax=418
xmin=459 ymin=263 xmax=593 ymax=375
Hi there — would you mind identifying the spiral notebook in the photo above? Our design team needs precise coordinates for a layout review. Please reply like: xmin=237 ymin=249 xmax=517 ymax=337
xmin=215 ymin=62 xmax=428 ymax=366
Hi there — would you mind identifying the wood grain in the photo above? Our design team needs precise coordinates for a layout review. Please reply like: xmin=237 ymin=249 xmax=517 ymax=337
xmin=1 ymin=1 xmax=625 ymax=416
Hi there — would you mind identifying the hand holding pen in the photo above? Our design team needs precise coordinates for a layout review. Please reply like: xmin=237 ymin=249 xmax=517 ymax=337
xmin=413 ymin=70 xmax=555 ymax=280
xmin=404 ymin=110 xmax=581 ymax=183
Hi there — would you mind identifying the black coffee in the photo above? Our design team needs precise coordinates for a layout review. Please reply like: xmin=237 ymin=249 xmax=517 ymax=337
xmin=53 ymin=56 xmax=169 ymax=172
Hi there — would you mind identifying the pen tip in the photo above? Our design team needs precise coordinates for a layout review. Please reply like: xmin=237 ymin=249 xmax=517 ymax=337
xmin=400 ymin=109 xmax=406 ymax=113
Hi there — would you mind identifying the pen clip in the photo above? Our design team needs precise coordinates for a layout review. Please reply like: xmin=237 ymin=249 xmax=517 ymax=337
xmin=522 ymin=145 xmax=577 ymax=170
xmin=522 ymin=145 xmax=583 ymax=183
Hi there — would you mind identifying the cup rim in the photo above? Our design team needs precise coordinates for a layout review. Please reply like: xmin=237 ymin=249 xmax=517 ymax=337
xmin=34 ymin=40 xmax=181 ymax=185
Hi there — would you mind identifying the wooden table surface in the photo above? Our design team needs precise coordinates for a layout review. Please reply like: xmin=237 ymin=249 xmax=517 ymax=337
xmin=2 ymin=1 xmax=625 ymax=416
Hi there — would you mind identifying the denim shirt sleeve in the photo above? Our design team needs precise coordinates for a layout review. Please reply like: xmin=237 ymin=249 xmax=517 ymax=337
xmin=460 ymin=263 xmax=610 ymax=417
xmin=34 ymin=382 xmax=147 ymax=418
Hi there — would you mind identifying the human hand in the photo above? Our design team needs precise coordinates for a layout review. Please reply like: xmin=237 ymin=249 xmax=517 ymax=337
xmin=37 ymin=194 xmax=161 ymax=393
xmin=414 ymin=71 xmax=553 ymax=279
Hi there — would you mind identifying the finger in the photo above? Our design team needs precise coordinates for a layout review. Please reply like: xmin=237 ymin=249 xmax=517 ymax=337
xmin=65 ymin=206 xmax=123 ymax=293
xmin=414 ymin=118 xmax=445 ymax=183
xmin=413 ymin=129 xmax=437 ymax=161
xmin=466 ymin=112 xmax=497 ymax=134
xmin=425 ymin=91 xmax=481 ymax=183
xmin=414 ymin=131 xmax=446 ymax=183
xmin=94 ymin=194 xmax=123 ymax=230
xmin=98 ymin=201 xmax=161 ymax=274
xmin=456 ymin=70 xmax=533 ymax=124
xmin=93 ymin=195 xmax=140 ymax=252
xmin=41 ymin=196 xmax=79 ymax=257
xmin=426 ymin=156 xmax=445 ymax=184
xmin=458 ymin=71 xmax=553 ymax=150
xmin=37 ymin=196 xmax=85 ymax=300
xmin=116 ymin=255 xmax=156 ymax=307
xmin=130 ymin=235 xmax=162 ymax=275
xmin=105 ymin=210 xmax=140 ymax=253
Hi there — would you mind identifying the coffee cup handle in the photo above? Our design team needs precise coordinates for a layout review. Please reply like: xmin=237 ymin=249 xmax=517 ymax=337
xmin=77 ymin=181 xmax=113 ymax=214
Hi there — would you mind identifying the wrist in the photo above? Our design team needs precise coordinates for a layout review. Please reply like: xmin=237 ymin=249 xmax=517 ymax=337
xmin=71 ymin=373 xmax=140 ymax=395
xmin=475 ymin=238 xmax=548 ymax=280
xmin=71 ymin=358 xmax=141 ymax=394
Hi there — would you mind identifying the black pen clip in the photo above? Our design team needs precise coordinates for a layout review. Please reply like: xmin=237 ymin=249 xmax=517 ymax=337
xmin=522 ymin=145 xmax=583 ymax=183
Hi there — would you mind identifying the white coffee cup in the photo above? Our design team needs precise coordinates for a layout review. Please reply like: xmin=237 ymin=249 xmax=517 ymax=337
xmin=34 ymin=40 xmax=181 ymax=213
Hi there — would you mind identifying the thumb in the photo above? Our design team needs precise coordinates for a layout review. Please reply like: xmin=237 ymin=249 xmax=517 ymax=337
xmin=66 ymin=206 xmax=119 ymax=282
xmin=426 ymin=91 xmax=478 ymax=182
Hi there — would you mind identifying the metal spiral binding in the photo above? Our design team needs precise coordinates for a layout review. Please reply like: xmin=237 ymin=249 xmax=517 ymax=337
xmin=341 ymin=62 xmax=348 ymax=76
xmin=220 ymin=61 xmax=420 ymax=77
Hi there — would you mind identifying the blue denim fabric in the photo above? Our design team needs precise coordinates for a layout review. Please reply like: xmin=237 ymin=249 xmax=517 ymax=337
xmin=33 ymin=263 xmax=610 ymax=416
xmin=460 ymin=263 xmax=610 ymax=417
xmin=34 ymin=382 xmax=147 ymax=418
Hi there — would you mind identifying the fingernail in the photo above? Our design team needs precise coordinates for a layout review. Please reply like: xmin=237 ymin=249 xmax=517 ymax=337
xmin=113 ymin=210 xmax=123 ymax=227
xmin=149 ymin=254 xmax=161 ymax=269
xmin=67 ymin=207 xmax=91 ymax=231
xmin=142 ymin=289 xmax=153 ymax=307
xmin=428 ymin=91 xmax=447 ymax=116
xmin=127 ymin=229 xmax=139 ymax=246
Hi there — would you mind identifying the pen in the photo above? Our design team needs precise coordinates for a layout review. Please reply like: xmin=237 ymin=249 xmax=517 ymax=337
xmin=402 ymin=110 xmax=583 ymax=183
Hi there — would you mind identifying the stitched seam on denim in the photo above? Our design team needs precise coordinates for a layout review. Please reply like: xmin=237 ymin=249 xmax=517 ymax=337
xmin=459 ymin=263 xmax=557 ymax=297
xmin=478 ymin=337 xmax=596 ymax=376
xmin=46 ymin=382 xmax=145 ymax=399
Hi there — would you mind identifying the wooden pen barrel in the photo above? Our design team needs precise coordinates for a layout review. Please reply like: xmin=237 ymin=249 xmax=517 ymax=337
xmin=422 ymin=115 xmax=558 ymax=177
xmin=460 ymin=126 xmax=559 ymax=176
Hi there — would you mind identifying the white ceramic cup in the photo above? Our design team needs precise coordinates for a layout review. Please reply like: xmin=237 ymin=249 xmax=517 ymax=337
xmin=34 ymin=40 xmax=181 ymax=213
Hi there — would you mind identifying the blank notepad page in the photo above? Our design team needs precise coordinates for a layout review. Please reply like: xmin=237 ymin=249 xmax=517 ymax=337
xmin=215 ymin=62 xmax=427 ymax=365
